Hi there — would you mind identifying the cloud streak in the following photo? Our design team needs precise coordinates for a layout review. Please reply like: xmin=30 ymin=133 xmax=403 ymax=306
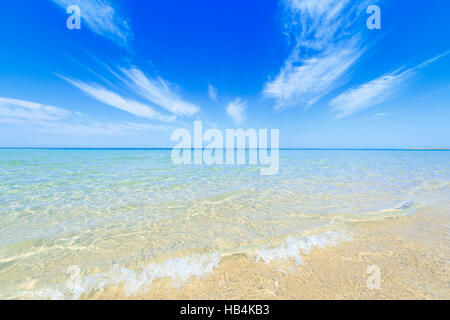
xmin=264 ymin=0 xmax=365 ymax=110
xmin=120 ymin=67 xmax=200 ymax=116
xmin=59 ymin=75 xmax=175 ymax=122
xmin=208 ymin=84 xmax=218 ymax=101
xmin=0 ymin=97 xmax=72 ymax=121
xmin=330 ymin=69 xmax=412 ymax=118
xmin=0 ymin=96 xmax=170 ymax=135
xmin=226 ymin=98 xmax=247 ymax=124
xmin=52 ymin=0 xmax=132 ymax=46
xmin=330 ymin=52 xmax=450 ymax=118
xmin=33 ymin=121 xmax=171 ymax=135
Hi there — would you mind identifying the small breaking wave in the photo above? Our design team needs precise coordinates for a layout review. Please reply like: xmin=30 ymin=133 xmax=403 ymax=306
xmin=334 ymin=201 xmax=423 ymax=222
xmin=408 ymin=180 xmax=449 ymax=195
xmin=8 ymin=199 xmax=426 ymax=300
xmin=17 ymin=253 xmax=221 ymax=300
xmin=256 ymin=231 xmax=351 ymax=265
xmin=14 ymin=231 xmax=352 ymax=299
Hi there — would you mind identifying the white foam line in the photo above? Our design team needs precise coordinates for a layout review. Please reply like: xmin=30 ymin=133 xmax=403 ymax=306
xmin=19 ymin=253 xmax=221 ymax=300
xmin=256 ymin=231 xmax=352 ymax=265
xmin=16 ymin=232 xmax=351 ymax=299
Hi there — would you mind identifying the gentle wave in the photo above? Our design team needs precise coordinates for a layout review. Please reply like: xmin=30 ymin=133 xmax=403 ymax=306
xmin=1 ymin=149 xmax=448 ymax=299
xmin=17 ymin=253 xmax=221 ymax=299
xmin=256 ymin=231 xmax=351 ymax=265
xmin=7 ymin=200 xmax=425 ymax=299
xmin=331 ymin=201 xmax=423 ymax=222
xmin=15 ymin=231 xmax=351 ymax=300
xmin=4 ymin=199 xmax=426 ymax=300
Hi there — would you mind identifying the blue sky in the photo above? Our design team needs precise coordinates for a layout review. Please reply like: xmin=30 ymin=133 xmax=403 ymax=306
xmin=0 ymin=0 xmax=449 ymax=148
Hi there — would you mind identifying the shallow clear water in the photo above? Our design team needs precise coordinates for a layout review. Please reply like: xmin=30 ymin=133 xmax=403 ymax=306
xmin=0 ymin=149 xmax=449 ymax=299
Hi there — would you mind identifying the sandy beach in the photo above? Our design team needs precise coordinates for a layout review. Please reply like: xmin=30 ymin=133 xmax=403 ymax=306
xmin=85 ymin=202 xmax=449 ymax=300
xmin=2 ymin=0 xmax=450 ymax=305
xmin=1 ymin=149 xmax=448 ymax=300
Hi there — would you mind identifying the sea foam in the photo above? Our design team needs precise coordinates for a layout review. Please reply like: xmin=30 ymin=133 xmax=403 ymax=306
xmin=19 ymin=253 xmax=221 ymax=299
xmin=19 ymin=232 xmax=351 ymax=299
xmin=257 ymin=231 xmax=352 ymax=265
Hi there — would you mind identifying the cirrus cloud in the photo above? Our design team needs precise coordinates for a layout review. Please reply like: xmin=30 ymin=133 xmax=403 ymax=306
xmin=59 ymin=75 xmax=176 ymax=122
xmin=0 ymin=96 xmax=171 ymax=135
xmin=264 ymin=0 xmax=369 ymax=110
xmin=330 ymin=51 xmax=450 ymax=118
xmin=0 ymin=97 xmax=72 ymax=121
xmin=120 ymin=67 xmax=200 ymax=117
xmin=226 ymin=98 xmax=247 ymax=124
xmin=52 ymin=0 xmax=132 ymax=46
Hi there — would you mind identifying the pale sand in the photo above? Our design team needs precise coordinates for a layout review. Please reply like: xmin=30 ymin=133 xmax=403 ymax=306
xmin=89 ymin=204 xmax=449 ymax=300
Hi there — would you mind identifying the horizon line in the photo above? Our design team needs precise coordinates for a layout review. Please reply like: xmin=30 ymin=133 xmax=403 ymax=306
xmin=0 ymin=147 xmax=449 ymax=151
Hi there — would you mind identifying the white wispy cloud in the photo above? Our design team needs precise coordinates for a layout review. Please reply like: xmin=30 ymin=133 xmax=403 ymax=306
xmin=34 ymin=121 xmax=171 ymax=135
xmin=330 ymin=69 xmax=411 ymax=118
xmin=52 ymin=0 xmax=132 ymax=46
xmin=0 ymin=97 xmax=72 ymax=121
xmin=59 ymin=75 xmax=175 ymax=122
xmin=415 ymin=50 xmax=450 ymax=68
xmin=263 ymin=0 xmax=365 ymax=110
xmin=265 ymin=39 xmax=362 ymax=109
xmin=330 ymin=52 xmax=450 ymax=118
xmin=0 ymin=96 xmax=170 ymax=134
xmin=208 ymin=84 xmax=218 ymax=101
xmin=226 ymin=98 xmax=247 ymax=124
xmin=120 ymin=67 xmax=200 ymax=116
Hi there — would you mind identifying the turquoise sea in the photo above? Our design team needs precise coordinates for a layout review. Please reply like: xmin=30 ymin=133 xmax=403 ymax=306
xmin=0 ymin=149 xmax=449 ymax=299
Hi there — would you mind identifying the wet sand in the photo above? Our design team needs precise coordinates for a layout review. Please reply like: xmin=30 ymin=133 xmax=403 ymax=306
xmin=88 ymin=203 xmax=449 ymax=300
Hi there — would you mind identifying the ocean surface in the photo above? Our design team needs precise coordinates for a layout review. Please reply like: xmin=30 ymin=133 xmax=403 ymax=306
xmin=0 ymin=149 xmax=448 ymax=299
